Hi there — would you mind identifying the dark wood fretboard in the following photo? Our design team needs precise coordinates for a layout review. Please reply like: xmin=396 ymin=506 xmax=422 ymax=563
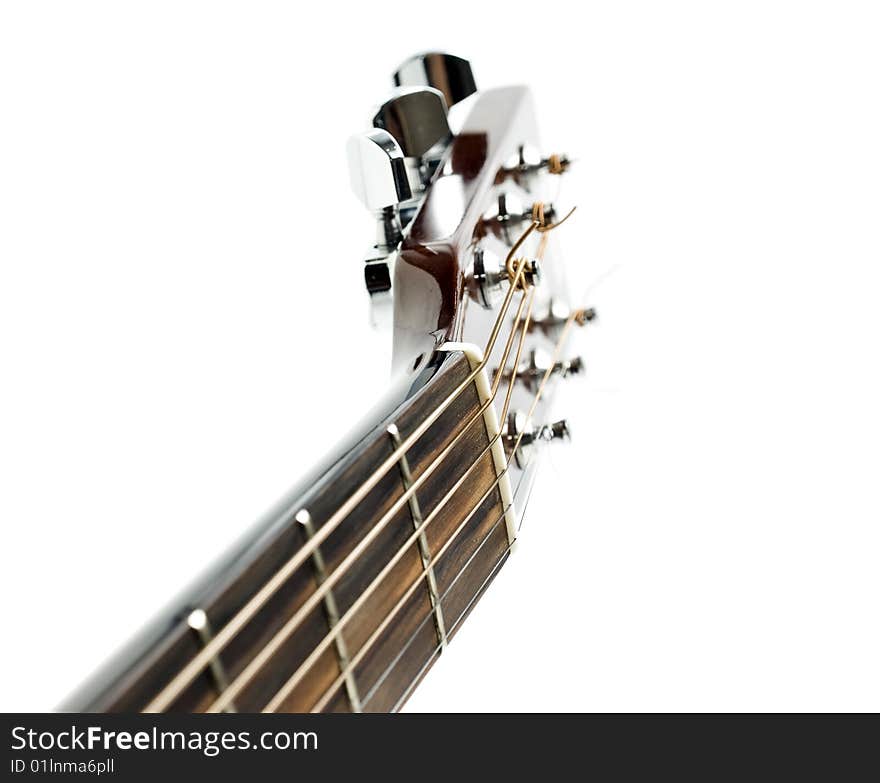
xmin=64 ymin=348 xmax=511 ymax=712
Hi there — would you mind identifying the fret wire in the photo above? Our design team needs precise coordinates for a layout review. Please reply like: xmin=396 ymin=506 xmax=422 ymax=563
xmin=258 ymin=291 xmax=537 ymax=713
xmin=296 ymin=510 xmax=362 ymax=713
xmin=186 ymin=610 xmax=237 ymax=713
xmin=387 ymin=424 xmax=448 ymax=652
xmin=203 ymin=289 xmax=532 ymax=713
xmin=143 ymin=224 xmax=540 ymax=713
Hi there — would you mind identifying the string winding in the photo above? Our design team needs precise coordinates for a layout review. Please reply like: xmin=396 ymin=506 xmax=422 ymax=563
xmin=547 ymin=153 xmax=566 ymax=175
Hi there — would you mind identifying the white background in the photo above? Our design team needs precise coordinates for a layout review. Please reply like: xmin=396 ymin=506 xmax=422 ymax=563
xmin=1 ymin=2 xmax=878 ymax=712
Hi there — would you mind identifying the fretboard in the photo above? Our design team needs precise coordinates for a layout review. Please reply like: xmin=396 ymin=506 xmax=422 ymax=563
xmin=64 ymin=347 xmax=513 ymax=713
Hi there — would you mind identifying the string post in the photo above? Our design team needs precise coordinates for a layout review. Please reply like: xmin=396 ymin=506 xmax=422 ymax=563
xmin=498 ymin=148 xmax=571 ymax=187
xmin=546 ymin=153 xmax=570 ymax=175
xmin=574 ymin=307 xmax=596 ymax=327
xmin=507 ymin=256 xmax=542 ymax=291
xmin=534 ymin=201 xmax=577 ymax=233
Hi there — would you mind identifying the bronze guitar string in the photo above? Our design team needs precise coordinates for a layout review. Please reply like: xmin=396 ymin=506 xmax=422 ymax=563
xmin=145 ymin=212 xmax=568 ymax=713
xmin=386 ymin=316 xmax=576 ymax=713
xmin=268 ymin=283 xmax=579 ymax=712
xmin=321 ymin=495 xmax=515 ymax=711
xmin=259 ymin=289 xmax=539 ymax=712
xmin=144 ymin=220 xmax=540 ymax=712
xmin=231 ymin=228 xmax=573 ymax=712
xmin=204 ymin=285 xmax=533 ymax=712
xmin=295 ymin=305 xmax=583 ymax=712
xmin=387 ymin=462 xmax=538 ymax=713
xmin=142 ymin=226 xmax=536 ymax=712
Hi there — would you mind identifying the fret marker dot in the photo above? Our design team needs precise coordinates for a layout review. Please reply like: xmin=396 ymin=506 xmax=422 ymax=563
xmin=187 ymin=609 xmax=208 ymax=632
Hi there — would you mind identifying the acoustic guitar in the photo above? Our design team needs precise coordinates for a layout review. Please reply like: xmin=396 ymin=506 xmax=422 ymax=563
xmin=63 ymin=51 xmax=594 ymax=713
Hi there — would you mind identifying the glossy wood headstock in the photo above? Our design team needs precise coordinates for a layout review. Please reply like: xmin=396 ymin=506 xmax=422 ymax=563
xmin=392 ymin=81 xmax=581 ymax=484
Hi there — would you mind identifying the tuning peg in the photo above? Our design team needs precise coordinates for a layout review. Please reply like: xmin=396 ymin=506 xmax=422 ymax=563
xmin=499 ymin=349 xmax=584 ymax=389
xmin=478 ymin=191 xmax=558 ymax=245
xmin=393 ymin=52 xmax=477 ymax=109
xmin=348 ymin=129 xmax=412 ymax=225
xmin=347 ymin=129 xmax=413 ymax=327
xmin=528 ymin=302 xmax=597 ymax=335
xmin=504 ymin=411 xmax=571 ymax=467
xmin=372 ymin=87 xmax=451 ymax=190
xmin=535 ymin=420 xmax=572 ymax=447
xmin=498 ymin=145 xmax=572 ymax=189
xmin=373 ymin=87 xmax=451 ymax=160
xmin=468 ymin=245 xmax=542 ymax=309
xmin=347 ymin=127 xmax=411 ymax=253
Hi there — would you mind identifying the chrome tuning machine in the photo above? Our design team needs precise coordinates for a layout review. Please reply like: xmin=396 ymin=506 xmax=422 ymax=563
xmin=499 ymin=145 xmax=571 ymax=190
xmin=347 ymin=52 xmax=479 ymax=327
xmin=393 ymin=52 xmax=477 ymax=110
xmin=372 ymin=86 xmax=452 ymax=193
xmin=468 ymin=245 xmax=543 ymax=309
xmin=347 ymin=128 xmax=413 ymax=325
xmin=500 ymin=348 xmax=584 ymax=390
xmin=528 ymin=301 xmax=597 ymax=335
xmin=479 ymin=191 xmax=558 ymax=245
xmin=504 ymin=410 xmax=571 ymax=468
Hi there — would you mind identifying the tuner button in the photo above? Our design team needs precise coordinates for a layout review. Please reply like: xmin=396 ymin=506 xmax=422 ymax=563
xmin=499 ymin=349 xmax=584 ymax=389
xmin=393 ymin=52 xmax=477 ymax=108
xmin=526 ymin=350 xmax=583 ymax=380
xmin=480 ymin=191 xmax=558 ymax=245
xmin=500 ymin=145 xmax=572 ymax=189
xmin=347 ymin=129 xmax=413 ymax=329
xmin=469 ymin=246 xmax=505 ymax=309
xmin=347 ymin=129 xmax=412 ymax=214
xmin=504 ymin=411 xmax=571 ymax=468
xmin=468 ymin=246 xmax=542 ymax=310
xmin=372 ymin=87 xmax=451 ymax=160
xmin=529 ymin=302 xmax=597 ymax=335
xmin=539 ymin=419 xmax=572 ymax=443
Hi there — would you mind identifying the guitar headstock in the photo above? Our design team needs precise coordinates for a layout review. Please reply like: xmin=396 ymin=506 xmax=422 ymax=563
xmin=348 ymin=52 xmax=594 ymax=506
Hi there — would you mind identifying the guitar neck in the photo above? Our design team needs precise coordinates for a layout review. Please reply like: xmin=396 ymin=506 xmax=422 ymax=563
xmin=64 ymin=347 xmax=515 ymax=713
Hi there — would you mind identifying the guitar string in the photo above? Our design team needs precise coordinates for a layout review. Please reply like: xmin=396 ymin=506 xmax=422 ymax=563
xmin=206 ymin=294 xmax=527 ymax=712
xmin=274 ymin=305 xmax=581 ymax=713
xmin=385 ymin=434 xmax=544 ymax=713
xmin=263 ymin=281 xmax=547 ymax=712
xmin=142 ymin=219 xmax=543 ymax=713
xmin=321 ymin=273 xmax=563 ymax=713
xmin=385 ymin=453 xmax=540 ymax=714
xmin=319 ymin=492 xmax=513 ymax=712
xmin=309 ymin=470 xmax=526 ymax=713
xmin=215 ymin=288 xmax=534 ymax=712
xmin=239 ymin=232 xmax=570 ymax=713
xmin=147 ymin=211 xmax=576 ymax=713
xmin=328 ymin=368 xmax=543 ymax=713
xmin=307 ymin=306 xmax=578 ymax=713
xmin=220 ymin=230 xmax=574 ymax=714
xmin=392 ymin=531 xmax=518 ymax=712
xmin=318 ymin=216 xmax=600 ymax=713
